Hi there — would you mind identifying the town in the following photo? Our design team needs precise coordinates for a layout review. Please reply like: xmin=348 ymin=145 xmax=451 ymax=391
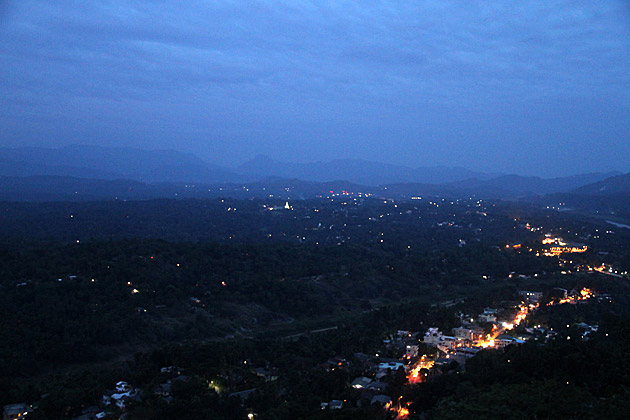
xmin=2 ymin=1 xmax=629 ymax=418
xmin=0 ymin=195 xmax=628 ymax=419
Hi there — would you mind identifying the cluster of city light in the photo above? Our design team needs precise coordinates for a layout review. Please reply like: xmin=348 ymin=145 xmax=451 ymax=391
xmin=477 ymin=302 xmax=536 ymax=348
xmin=407 ymin=355 xmax=434 ymax=384
xmin=540 ymin=235 xmax=588 ymax=256
xmin=397 ymin=406 xmax=410 ymax=418
xmin=477 ymin=336 xmax=496 ymax=348
xmin=399 ymin=286 xmax=595 ymax=419
xmin=547 ymin=287 xmax=594 ymax=306
xmin=509 ymin=304 xmax=532 ymax=329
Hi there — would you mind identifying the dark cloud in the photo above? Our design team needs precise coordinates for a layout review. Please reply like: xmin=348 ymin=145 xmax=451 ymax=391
xmin=1 ymin=0 xmax=629 ymax=176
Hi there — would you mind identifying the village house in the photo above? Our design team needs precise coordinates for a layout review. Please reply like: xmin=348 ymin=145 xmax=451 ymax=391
xmin=494 ymin=334 xmax=525 ymax=348
xmin=378 ymin=361 xmax=404 ymax=371
xmin=365 ymin=381 xmax=387 ymax=392
xmin=325 ymin=356 xmax=349 ymax=370
xmin=405 ymin=345 xmax=419 ymax=358
xmin=519 ymin=290 xmax=543 ymax=303
xmin=479 ymin=308 xmax=498 ymax=323
xmin=424 ymin=327 xmax=461 ymax=353
xmin=328 ymin=400 xmax=343 ymax=410
xmin=423 ymin=327 xmax=443 ymax=345
xmin=102 ymin=381 xmax=139 ymax=410
xmin=370 ymin=395 xmax=392 ymax=409
xmin=3 ymin=403 xmax=29 ymax=420
xmin=452 ymin=327 xmax=475 ymax=341
xmin=449 ymin=347 xmax=481 ymax=365
xmin=351 ymin=377 xmax=372 ymax=389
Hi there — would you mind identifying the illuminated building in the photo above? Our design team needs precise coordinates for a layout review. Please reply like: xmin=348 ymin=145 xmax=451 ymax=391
xmin=548 ymin=244 xmax=587 ymax=255
xmin=519 ymin=291 xmax=543 ymax=303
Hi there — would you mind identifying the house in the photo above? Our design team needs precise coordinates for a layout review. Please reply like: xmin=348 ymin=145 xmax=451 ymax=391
xmin=450 ymin=347 xmax=481 ymax=365
xmin=436 ymin=336 xmax=459 ymax=353
xmin=397 ymin=330 xmax=411 ymax=338
xmin=452 ymin=327 xmax=474 ymax=341
xmin=351 ymin=377 xmax=373 ymax=389
xmin=104 ymin=391 xmax=139 ymax=409
xmin=519 ymin=291 xmax=543 ymax=303
xmin=424 ymin=328 xmax=461 ymax=351
xmin=479 ymin=308 xmax=498 ymax=323
xmin=433 ymin=357 xmax=454 ymax=367
xmin=102 ymin=383 xmax=139 ymax=410
xmin=378 ymin=361 xmax=404 ymax=371
xmin=405 ymin=345 xmax=419 ymax=358
xmin=423 ymin=328 xmax=443 ymax=345
xmin=116 ymin=381 xmax=130 ymax=392
xmin=366 ymin=381 xmax=387 ymax=392
xmin=329 ymin=400 xmax=343 ymax=410
xmin=3 ymin=404 xmax=29 ymax=420
xmin=494 ymin=334 xmax=525 ymax=348
xmin=102 ymin=390 xmax=126 ymax=406
xmin=575 ymin=322 xmax=598 ymax=331
xmin=370 ymin=395 xmax=392 ymax=409
xmin=326 ymin=356 xmax=348 ymax=370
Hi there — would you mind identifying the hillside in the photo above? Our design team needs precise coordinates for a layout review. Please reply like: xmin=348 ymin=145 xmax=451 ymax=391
xmin=573 ymin=172 xmax=630 ymax=195
xmin=0 ymin=145 xmax=242 ymax=183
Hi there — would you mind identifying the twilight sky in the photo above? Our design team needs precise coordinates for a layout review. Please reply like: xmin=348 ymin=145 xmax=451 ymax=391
xmin=1 ymin=0 xmax=629 ymax=177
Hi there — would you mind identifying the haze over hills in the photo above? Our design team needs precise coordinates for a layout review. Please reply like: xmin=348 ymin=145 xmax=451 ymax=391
xmin=0 ymin=145 xmax=622 ymax=186
xmin=1 ymin=145 xmax=501 ymax=185
xmin=0 ymin=145 xmax=626 ymax=205
xmin=0 ymin=145 xmax=243 ymax=183
xmin=237 ymin=154 xmax=502 ymax=185
xmin=448 ymin=172 xmax=626 ymax=198
xmin=573 ymin=172 xmax=630 ymax=195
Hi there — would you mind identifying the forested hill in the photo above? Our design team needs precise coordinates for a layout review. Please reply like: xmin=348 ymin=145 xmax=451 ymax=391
xmin=573 ymin=172 xmax=630 ymax=195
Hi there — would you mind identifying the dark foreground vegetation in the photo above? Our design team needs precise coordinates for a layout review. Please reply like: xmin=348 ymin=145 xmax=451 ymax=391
xmin=0 ymin=196 xmax=628 ymax=419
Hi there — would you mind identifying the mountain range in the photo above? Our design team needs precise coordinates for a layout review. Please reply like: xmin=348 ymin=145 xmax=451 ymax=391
xmin=0 ymin=145 xmax=627 ymax=201
xmin=0 ymin=145 xmax=240 ymax=183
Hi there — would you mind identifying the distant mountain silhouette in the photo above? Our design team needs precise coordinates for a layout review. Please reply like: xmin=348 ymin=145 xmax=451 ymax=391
xmin=450 ymin=172 xmax=620 ymax=198
xmin=0 ymin=158 xmax=121 ymax=180
xmin=0 ymin=145 xmax=242 ymax=183
xmin=0 ymin=146 xmax=625 ymax=200
xmin=572 ymin=172 xmax=630 ymax=195
xmin=237 ymin=154 xmax=499 ymax=185
xmin=520 ymin=172 xmax=630 ymax=221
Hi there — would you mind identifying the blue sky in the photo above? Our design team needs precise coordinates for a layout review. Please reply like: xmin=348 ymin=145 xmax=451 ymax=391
xmin=1 ymin=1 xmax=629 ymax=176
